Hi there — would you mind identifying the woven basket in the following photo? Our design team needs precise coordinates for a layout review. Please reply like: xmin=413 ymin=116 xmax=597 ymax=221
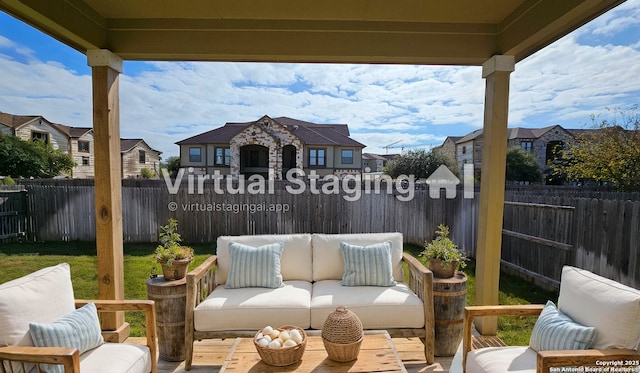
xmin=253 ymin=325 xmax=307 ymax=366
xmin=321 ymin=306 xmax=364 ymax=362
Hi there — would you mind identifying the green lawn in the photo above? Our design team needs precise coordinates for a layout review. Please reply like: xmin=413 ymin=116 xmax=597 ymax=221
xmin=1 ymin=241 xmax=557 ymax=345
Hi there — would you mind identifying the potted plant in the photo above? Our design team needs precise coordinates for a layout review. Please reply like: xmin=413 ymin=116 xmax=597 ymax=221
xmin=154 ymin=218 xmax=194 ymax=280
xmin=420 ymin=224 xmax=467 ymax=278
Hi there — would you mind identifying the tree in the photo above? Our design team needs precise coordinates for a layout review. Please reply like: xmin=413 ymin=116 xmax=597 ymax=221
xmin=162 ymin=156 xmax=181 ymax=178
xmin=553 ymin=106 xmax=640 ymax=191
xmin=0 ymin=134 xmax=75 ymax=178
xmin=505 ymin=147 xmax=542 ymax=182
xmin=383 ymin=148 xmax=458 ymax=179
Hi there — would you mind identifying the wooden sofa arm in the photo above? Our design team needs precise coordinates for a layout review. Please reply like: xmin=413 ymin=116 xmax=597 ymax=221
xmin=185 ymin=255 xmax=218 ymax=371
xmin=463 ymin=304 xmax=544 ymax=371
xmin=0 ymin=346 xmax=80 ymax=372
xmin=75 ymin=299 xmax=157 ymax=373
xmin=402 ymin=252 xmax=435 ymax=365
xmin=537 ymin=349 xmax=640 ymax=373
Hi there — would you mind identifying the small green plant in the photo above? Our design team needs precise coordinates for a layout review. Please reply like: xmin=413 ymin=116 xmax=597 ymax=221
xmin=154 ymin=218 xmax=193 ymax=266
xmin=0 ymin=176 xmax=15 ymax=185
xmin=140 ymin=168 xmax=156 ymax=179
xmin=420 ymin=224 xmax=467 ymax=270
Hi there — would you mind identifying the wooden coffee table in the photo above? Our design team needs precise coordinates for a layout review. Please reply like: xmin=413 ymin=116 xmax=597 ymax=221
xmin=219 ymin=330 xmax=407 ymax=372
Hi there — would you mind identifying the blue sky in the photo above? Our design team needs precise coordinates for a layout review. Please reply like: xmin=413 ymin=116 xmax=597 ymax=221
xmin=1 ymin=1 xmax=639 ymax=159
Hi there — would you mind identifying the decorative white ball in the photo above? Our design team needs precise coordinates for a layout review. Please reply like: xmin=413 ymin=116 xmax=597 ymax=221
xmin=262 ymin=326 xmax=274 ymax=336
xmin=255 ymin=332 xmax=263 ymax=341
xmin=268 ymin=340 xmax=282 ymax=349
xmin=262 ymin=335 xmax=272 ymax=343
xmin=289 ymin=329 xmax=303 ymax=344
xmin=269 ymin=329 xmax=280 ymax=339
xmin=256 ymin=338 xmax=269 ymax=347
xmin=279 ymin=330 xmax=291 ymax=341
xmin=283 ymin=339 xmax=298 ymax=348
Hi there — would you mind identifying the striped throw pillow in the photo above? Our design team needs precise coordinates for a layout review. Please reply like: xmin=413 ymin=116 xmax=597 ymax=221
xmin=340 ymin=241 xmax=397 ymax=287
xmin=529 ymin=300 xmax=596 ymax=352
xmin=29 ymin=302 xmax=104 ymax=373
xmin=225 ymin=241 xmax=284 ymax=288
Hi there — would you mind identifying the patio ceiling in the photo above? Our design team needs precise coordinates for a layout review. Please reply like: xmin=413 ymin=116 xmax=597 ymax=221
xmin=0 ymin=0 xmax=626 ymax=65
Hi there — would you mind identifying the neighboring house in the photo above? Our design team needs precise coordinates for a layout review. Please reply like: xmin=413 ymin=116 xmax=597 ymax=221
xmin=176 ymin=115 xmax=366 ymax=180
xmin=120 ymin=139 xmax=162 ymax=179
xmin=0 ymin=111 xmax=161 ymax=179
xmin=362 ymin=153 xmax=386 ymax=172
xmin=443 ymin=125 xmax=577 ymax=181
xmin=437 ymin=136 xmax=462 ymax=165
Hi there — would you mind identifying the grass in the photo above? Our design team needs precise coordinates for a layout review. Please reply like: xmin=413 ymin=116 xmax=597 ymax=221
xmin=2 ymin=241 xmax=558 ymax=345
xmin=0 ymin=241 xmax=216 ymax=336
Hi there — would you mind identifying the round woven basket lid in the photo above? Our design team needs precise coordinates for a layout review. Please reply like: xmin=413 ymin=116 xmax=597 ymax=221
xmin=322 ymin=306 xmax=363 ymax=344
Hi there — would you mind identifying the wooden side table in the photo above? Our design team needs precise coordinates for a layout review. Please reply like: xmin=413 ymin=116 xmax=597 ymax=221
xmin=146 ymin=276 xmax=187 ymax=362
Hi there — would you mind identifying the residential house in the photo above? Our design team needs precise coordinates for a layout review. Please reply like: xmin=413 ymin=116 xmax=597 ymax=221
xmin=176 ymin=115 xmax=366 ymax=179
xmin=0 ymin=111 xmax=161 ymax=179
xmin=120 ymin=139 xmax=162 ymax=179
xmin=445 ymin=125 xmax=577 ymax=181
xmin=437 ymin=136 xmax=462 ymax=166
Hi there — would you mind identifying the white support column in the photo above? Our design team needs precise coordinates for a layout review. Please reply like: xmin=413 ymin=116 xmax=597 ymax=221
xmin=474 ymin=55 xmax=515 ymax=335
xmin=87 ymin=49 xmax=128 ymax=342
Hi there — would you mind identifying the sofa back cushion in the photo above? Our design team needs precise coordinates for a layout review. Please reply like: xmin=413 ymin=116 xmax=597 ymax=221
xmin=0 ymin=263 xmax=76 ymax=348
xmin=558 ymin=266 xmax=640 ymax=350
xmin=312 ymin=232 xmax=404 ymax=282
xmin=216 ymin=234 xmax=312 ymax=284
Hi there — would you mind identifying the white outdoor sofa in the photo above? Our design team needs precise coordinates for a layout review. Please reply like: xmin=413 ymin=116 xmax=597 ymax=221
xmin=0 ymin=263 xmax=157 ymax=373
xmin=463 ymin=265 xmax=640 ymax=373
xmin=184 ymin=232 xmax=435 ymax=370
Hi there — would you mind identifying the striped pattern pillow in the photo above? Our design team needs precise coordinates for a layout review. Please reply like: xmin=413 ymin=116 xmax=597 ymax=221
xmin=225 ymin=241 xmax=284 ymax=288
xmin=340 ymin=241 xmax=397 ymax=287
xmin=29 ymin=302 xmax=104 ymax=373
xmin=529 ymin=300 xmax=596 ymax=352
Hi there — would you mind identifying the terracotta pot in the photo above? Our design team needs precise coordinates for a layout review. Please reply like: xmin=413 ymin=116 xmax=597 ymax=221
xmin=158 ymin=258 xmax=192 ymax=280
xmin=429 ymin=258 xmax=459 ymax=278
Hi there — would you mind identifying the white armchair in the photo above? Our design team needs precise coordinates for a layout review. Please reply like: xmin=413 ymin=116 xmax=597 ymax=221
xmin=0 ymin=263 xmax=157 ymax=373
xmin=463 ymin=266 xmax=640 ymax=373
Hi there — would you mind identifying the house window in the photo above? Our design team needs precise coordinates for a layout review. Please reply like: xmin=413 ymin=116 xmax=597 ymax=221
xmin=215 ymin=147 xmax=231 ymax=166
xmin=81 ymin=156 xmax=90 ymax=166
xmin=78 ymin=141 xmax=90 ymax=153
xmin=521 ymin=141 xmax=533 ymax=152
xmin=138 ymin=150 xmax=146 ymax=164
xmin=32 ymin=131 xmax=49 ymax=144
xmin=341 ymin=149 xmax=353 ymax=164
xmin=462 ymin=146 xmax=467 ymax=154
xmin=309 ymin=149 xmax=326 ymax=167
xmin=189 ymin=147 xmax=201 ymax=162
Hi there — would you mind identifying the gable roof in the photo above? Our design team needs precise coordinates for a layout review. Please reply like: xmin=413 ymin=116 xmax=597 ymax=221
xmin=0 ymin=112 xmax=40 ymax=128
xmin=457 ymin=125 xmax=577 ymax=143
xmin=121 ymin=139 xmax=162 ymax=155
xmin=176 ymin=116 xmax=365 ymax=147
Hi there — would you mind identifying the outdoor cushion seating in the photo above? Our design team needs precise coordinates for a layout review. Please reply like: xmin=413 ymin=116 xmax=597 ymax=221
xmin=463 ymin=265 xmax=640 ymax=373
xmin=0 ymin=263 xmax=157 ymax=373
xmin=184 ymin=232 xmax=435 ymax=370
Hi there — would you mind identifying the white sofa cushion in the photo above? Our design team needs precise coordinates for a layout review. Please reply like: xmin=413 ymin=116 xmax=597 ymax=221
xmin=312 ymin=233 xmax=404 ymax=282
xmin=195 ymin=281 xmax=312 ymax=331
xmin=310 ymin=280 xmax=424 ymax=329
xmin=216 ymin=234 xmax=312 ymax=284
xmin=558 ymin=266 xmax=640 ymax=350
xmin=0 ymin=263 xmax=75 ymax=347
xmin=79 ymin=342 xmax=151 ymax=373
xmin=466 ymin=346 xmax=536 ymax=373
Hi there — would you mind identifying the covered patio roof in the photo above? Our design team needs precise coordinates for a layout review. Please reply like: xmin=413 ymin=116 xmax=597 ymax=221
xmin=0 ymin=0 xmax=627 ymax=339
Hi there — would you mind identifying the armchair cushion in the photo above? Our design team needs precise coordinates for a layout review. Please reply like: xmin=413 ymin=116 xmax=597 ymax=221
xmin=529 ymin=300 xmax=596 ymax=352
xmin=558 ymin=266 xmax=640 ymax=350
xmin=0 ymin=263 xmax=75 ymax=347
xmin=340 ymin=241 xmax=396 ymax=287
xmin=29 ymin=302 xmax=104 ymax=354
xmin=466 ymin=346 xmax=536 ymax=373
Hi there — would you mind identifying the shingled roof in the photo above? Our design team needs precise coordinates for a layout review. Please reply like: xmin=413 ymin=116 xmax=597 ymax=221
xmin=176 ymin=116 xmax=365 ymax=147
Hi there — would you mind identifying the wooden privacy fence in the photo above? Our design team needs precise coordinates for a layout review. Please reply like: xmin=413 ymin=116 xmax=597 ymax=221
xmin=0 ymin=189 xmax=28 ymax=242
xmin=13 ymin=180 xmax=640 ymax=290
xmin=21 ymin=181 xmax=474 ymax=247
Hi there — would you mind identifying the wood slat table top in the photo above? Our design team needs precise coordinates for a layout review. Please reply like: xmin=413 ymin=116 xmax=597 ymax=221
xmin=220 ymin=330 xmax=407 ymax=373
